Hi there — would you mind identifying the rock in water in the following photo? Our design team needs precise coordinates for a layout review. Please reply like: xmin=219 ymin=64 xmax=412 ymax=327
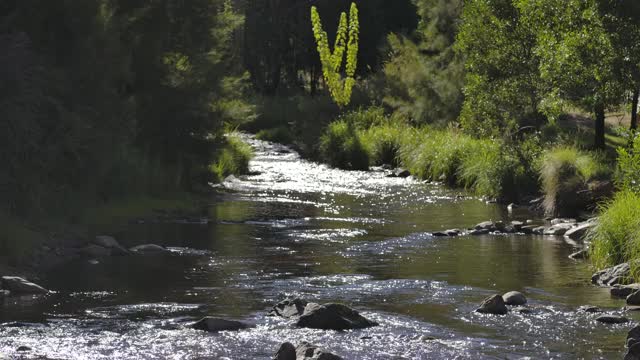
xmin=394 ymin=168 xmax=411 ymax=178
xmin=628 ymin=325 xmax=640 ymax=349
xmin=569 ymin=249 xmax=589 ymax=260
xmin=93 ymin=235 xmax=129 ymax=256
xmin=1 ymin=277 xmax=48 ymax=295
xmin=476 ymin=295 xmax=508 ymax=315
xmin=628 ymin=291 xmax=640 ymax=306
xmin=564 ymin=222 xmax=595 ymax=241
xmin=626 ymin=343 xmax=640 ymax=360
xmin=0 ymin=289 xmax=10 ymax=298
xmin=578 ymin=306 xmax=601 ymax=313
xmin=596 ymin=315 xmax=629 ymax=324
xmin=269 ymin=298 xmax=308 ymax=318
xmin=129 ymin=244 xmax=170 ymax=255
xmin=80 ymin=244 xmax=111 ymax=257
xmin=296 ymin=303 xmax=378 ymax=330
xmin=543 ymin=223 xmax=574 ymax=236
xmin=502 ymin=291 xmax=527 ymax=306
xmin=592 ymin=263 xmax=632 ymax=286
xmin=273 ymin=342 xmax=296 ymax=360
xmin=295 ymin=342 xmax=343 ymax=360
xmin=192 ymin=317 xmax=248 ymax=332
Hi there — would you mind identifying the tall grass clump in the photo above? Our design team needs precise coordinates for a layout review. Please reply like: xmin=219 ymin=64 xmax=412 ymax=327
xmin=319 ymin=120 xmax=369 ymax=170
xmin=540 ymin=147 xmax=611 ymax=216
xmin=210 ymin=133 xmax=254 ymax=181
xmin=360 ymin=121 xmax=407 ymax=167
xmin=589 ymin=190 xmax=640 ymax=276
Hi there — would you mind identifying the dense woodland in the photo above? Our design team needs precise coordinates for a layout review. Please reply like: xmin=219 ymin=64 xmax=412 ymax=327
xmin=2 ymin=1 xmax=640 ymax=274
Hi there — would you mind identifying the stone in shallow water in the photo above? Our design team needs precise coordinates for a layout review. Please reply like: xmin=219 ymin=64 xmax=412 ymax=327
xmin=592 ymin=263 xmax=632 ymax=286
xmin=1 ymin=276 xmax=48 ymax=295
xmin=543 ymin=223 xmax=574 ymax=236
xmin=269 ymin=298 xmax=308 ymax=318
xmin=502 ymin=291 xmax=527 ymax=306
xmin=296 ymin=303 xmax=378 ymax=331
xmin=476 ymin=295 xmax=508 ymax=315
xmin=273 ymin=342 xmax=296 ymax=360
xmin=628 ymin=326 xmax=640 ymax=349
xmin=612 ymin=284 xmax=640 ymax=298
xmin=578 ymin=305 xmax=601 ymax=313
xmin=596 ymin=315 xmax=629 ymax=324
xmin=93 ymin=235 xmax=129 ymax=256
xmin=564 ymin=222 xmax=595 ymax=241
xmin=129 ymin=244 xmax=170 ymax=255
xmin=626 ymin=343 xmax=640 ymax=360
xmin=629 ymin=291 xmax=640 ymax=306
xmin=569 ymin=249 xmax=589 ymax=260
xmin=192 ymin=317 xmax=249 ymax=332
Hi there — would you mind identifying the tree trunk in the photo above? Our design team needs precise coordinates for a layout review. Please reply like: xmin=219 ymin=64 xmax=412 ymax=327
xmin=594 ymin=103 xmax=606 ymax=150
xmin=631 ymin=87 xmax=639 ymax=132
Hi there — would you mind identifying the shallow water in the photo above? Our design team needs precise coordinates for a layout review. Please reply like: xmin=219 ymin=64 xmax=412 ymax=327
xmin=0 ymin=135 xmax=634 ymax=359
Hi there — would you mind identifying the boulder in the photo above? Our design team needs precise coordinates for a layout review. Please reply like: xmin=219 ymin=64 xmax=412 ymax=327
xmin=394 ymin=169 xmax=411 ymax=178
xmin=1 ymin=276 xmax=48 ymax=295
xmin=269 ymin=298 xmax=308 ymax=318
xmin=431 ymin=232 xmax=450 ymax=237
xmin=502 ymin=291 xmax=527 ymax=306
xmin=296 ymin=303 xmax=378 ymax=330
xmin=445 ymin=229 xmax=461 ymax=236
xmin=550 ymin=218 xmax=577 ymax=226
xmin=569 ymin=249 xmax=589 ymax=260
xmin=129 ymin=244 xmax=170 ymax=255
xmin=295 ymin=342 xmax=343 ymax=360
xmin=16 ymin=346 xmax=31 ymax=352
xmin=93 ymin=235 xmax=129 ymax=256
xmin=628 ymin=291 xmax=640 ymax=306
xmin=612 ymin=284 xmax=640 ymax=298
xmin=564 ymin=222 xmax=595 ymax=241
xmin=626 ymin=343 xmax=640 ymax=360
xmin=273 ymin=342 xmax=296 ymax=360
xmin=543 ymin=223 xmax=574 ymax=236
xmin=628 ymin=325 xmax=640 ymax=349
xmin=592 ymin=263 xmax=632 ymax=286
xmin=596 ymin=315 xmax=630 ymax=324
xmin=468 ymin=229 xmax=490 ymax=236
xmin=510 ymin=221 xmax=524 ymax=231
xmin=192 ymin=317 xmax=249 ymax=332
xmin=474 ymin=221 xmax=497 ymax=232
xmin=476 ymin=295 xmax=508 ymax=315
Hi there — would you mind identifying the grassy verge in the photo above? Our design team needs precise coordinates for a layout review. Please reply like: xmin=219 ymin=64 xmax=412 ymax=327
xmin=210 ymin=132 xmax=254 ymax=182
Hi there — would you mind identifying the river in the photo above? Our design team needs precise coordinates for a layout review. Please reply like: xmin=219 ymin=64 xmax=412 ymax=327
xmin=0 ymin=135 xmax=633 ymax=359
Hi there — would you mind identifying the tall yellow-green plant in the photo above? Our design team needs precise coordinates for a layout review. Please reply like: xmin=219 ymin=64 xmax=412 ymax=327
xmin=311 ymin=3 xmax=359 ymax=107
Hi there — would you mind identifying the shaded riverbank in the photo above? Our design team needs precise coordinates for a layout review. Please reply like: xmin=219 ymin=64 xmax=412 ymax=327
xmin=0 ymin=135 xmax=634 ymax=359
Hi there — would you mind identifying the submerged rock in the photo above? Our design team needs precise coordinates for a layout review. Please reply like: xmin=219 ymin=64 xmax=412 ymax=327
xmin=80 ymin=244 xmax=111 ymax=257
xmin=468 ymin=229 xmax=490 ymax=236
xmin=269 ymin=298 xmax=308 ymax=318
xmin=1 ymin=276 xmax=48 ymax=295
xmin=192 ymin=317 xmax=249 ymax=332
xmin=543 ymin=223 xmax=574 ymax=236
xmin=596 ymin=315 xmax=629 ymax=324
xmin=628 ymin=326 xmax=640 ymax=349
xmin=550 ymin=218 xmax=577 ymax=226
xmin=296 ymin=303 xmax=378 ymax=330
xmin=274 ymin=342 xmax=297 ymax=360
xmin=578 ymin=305 xmax=602 ymax=313
xmin=93 ymin=235 xmax=129 ymax=256
xmin=129 ymin=244 xmax=170 ymax=255
xmin=476 ymin=295 xmax=508 ymax=315
xmin=626 ymin=343 xmax=640 ymax=360
xmin=502 ymin=291 xmax=527 ymax=306
xmin=569 ymin=249 xmax=589 ymax=260
xmin=628 ymin=291 xmax=640 ymax=306
xmin=592 ymin=263 xmax=632 ymax=286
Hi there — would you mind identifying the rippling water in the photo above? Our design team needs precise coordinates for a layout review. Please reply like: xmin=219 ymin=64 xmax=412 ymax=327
xmin=0 ymin=135 xmax=633 ymax=359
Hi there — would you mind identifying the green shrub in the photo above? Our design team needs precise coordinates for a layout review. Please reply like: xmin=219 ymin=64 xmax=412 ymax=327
xmin=589 ymin=190 xmax=640 ymax=277
xmin=616 ymin=135 xmax=640 ymax=193
xmin=539 ymin=147 xmax=611 ymax=216
xmin=360 ymin=122 xmax=407 ymax=167
xmin=319 ymin=120 xmax=369 ymax=170
xmin=210 ymin=133 xmax=254 ymax=181
xmin=341 ymin=106 xmax=387 ymax=130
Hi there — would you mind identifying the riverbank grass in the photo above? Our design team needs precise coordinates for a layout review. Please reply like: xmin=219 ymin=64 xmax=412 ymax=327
xmin=210 ymin=133 xmax=254 ymax=181
xmin=589 ymin=190 xmax=640 ymax=278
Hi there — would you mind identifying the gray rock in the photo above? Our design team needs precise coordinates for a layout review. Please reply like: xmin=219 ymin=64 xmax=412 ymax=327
xmin=93 ymin=235 xmax=129 ymax=256
xmin=569 ymin=249 xmax=589 ymax=260
xmin=431 ymin=232 xmax=449 ymax=237
xmin=531 ymin=226 xmax=546 ymax=235
xmin=269 ymin=298 xmax=308 ymax=318
xmin=16 ymin=346 xmax=31 ymax=352
xmin=129 ymin=244 xmax=170 ymax=255
xmin=474 ymin=221 xmax=496 ymax=231
xmin=592 ymin=263 xmax=632 ymax=286
xmin=578 ymin=305 xmax=602 ymax=313
xmin=468 ymin=229 xmax=490 ymax=236
xmin=612 ymin=284 xmax=640 ymax=298
xmin=512 ymin=306 xmax=533 ymax=314
xmin=295 ymin=342 xmax=343 ymax=360
xmin=544 ymin=223 xmax=574 ymax=236
xmin=273 ymin=342 xmax=296 ymax=360
xmin=502 ymin=291 xmax=527 ymax=306
xmin=628 ymin=291 xmax=640 ymax=306
xmin=626 ymin=343 xmax=640 ymax=360
xmin=476 ymin=295 xmax=508 ymax=315
xmin=551 ymin=218 xmax=577 ymax=226
xmin=596 ymin=315 xmax=630 ymax=324
xmin=564 ymin=222 xmax=595 ymax=241
xmin=192 ymin=317 xmax=249 ymax=332
xmin=510 ymin=221 xmax=524 ymax=230
xmin=80 ymin=244 xmax=111 ymax=257
xmin=445 ymin=229 xmax=461 ymax=236
xmin=296 ymin=303 xmax=378 ymax=330
xmin=1 ymin=276 xmax=48 ymax=295
xmin=628 ymin=326 xmax=640 ymax=349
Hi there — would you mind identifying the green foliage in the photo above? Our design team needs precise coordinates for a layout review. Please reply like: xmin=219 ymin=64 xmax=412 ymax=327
xmin=311 ymin=3 xmax=359 ymax=107
xmin=210 ymin=133 xmax=254 ymax=181
xmin=539 ymin=147 xmax=611 ymax=216
xmin=319 ymin=120 xmax=369 ymax=170
xmin=255 ymin=127 xmax=294 ymax=145
xmin=383 ymin=0 xmax=464 ymax=125
xmin=616 ymin=135 xmax=640 ymax=193
xmin=360 ymin=121 xmax=407 ymax=167
xmin=589 ymin=190 xmax=640 ymax=276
